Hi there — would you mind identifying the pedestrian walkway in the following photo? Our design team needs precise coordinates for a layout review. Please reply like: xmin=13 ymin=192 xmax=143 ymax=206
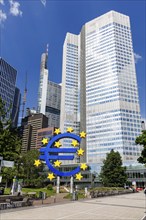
xmin=1 ymin=192 xmax=145 ymax=220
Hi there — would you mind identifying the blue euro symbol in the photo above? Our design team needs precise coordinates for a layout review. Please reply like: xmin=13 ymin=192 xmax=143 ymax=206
xmin=39 ymin=133 xmax=81 ymax=177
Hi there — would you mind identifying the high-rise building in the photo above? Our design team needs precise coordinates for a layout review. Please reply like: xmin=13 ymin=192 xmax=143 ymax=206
xmin=60 ymin=34 xmax=81 ymax=164
xmin=46 ymin=81 xmax=61 ymax=128
xmin=12 ymin=87 xmax=21 ymax=127
xmin=37 ymin=46 xmax=61 ymax=127
xmin=0 ymin=58 xmax=20 ymax=126
xmin=37 ymin=46 xmax=49 ymax=115
xmin=60 ymin=11 xmax=142 ymax=170
xmin=22 ymin=113 xmax=48 ymax=152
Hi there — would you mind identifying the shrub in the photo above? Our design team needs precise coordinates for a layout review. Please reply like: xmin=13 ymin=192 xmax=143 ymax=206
xmin=47 ymin=184 xmax=53 ymax=191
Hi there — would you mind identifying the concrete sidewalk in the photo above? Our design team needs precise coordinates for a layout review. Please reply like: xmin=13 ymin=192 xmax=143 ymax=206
xmin=0 ymin=192 xmax=145 ymax=220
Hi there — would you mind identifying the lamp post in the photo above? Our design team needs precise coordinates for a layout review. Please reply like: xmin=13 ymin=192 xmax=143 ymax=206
xmin=0 ymin=157 xmax=3 ymax=183
xmin=56 ymin=176 xmax=60 ymax=194
xmin=70 ymin=176 xmax=73 ymax=194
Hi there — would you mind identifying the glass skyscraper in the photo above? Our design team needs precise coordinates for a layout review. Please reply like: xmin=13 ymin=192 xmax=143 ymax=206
xmin=37 ymin=46 xmax=61 ymax=128
xmin=0 ymin=58 xmax=20 ymax=127
xmin=12 ymin=87 xmax=21 ymax=127
xmin=46 ymin=81 xmax=61 ymax=128
xmin=60 ymin=11 xmax=142 ymax=169
xmin=37 ymin=46 xmax=49 ymax=115
xmin=60 ymin=33 xmax=81 ymax=164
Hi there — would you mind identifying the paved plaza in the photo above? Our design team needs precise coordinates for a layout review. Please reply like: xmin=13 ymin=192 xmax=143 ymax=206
xmin=1 ymin=192 xmax=146 ymax=220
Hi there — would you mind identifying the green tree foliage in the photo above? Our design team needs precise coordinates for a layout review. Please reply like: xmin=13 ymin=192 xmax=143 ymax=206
xmin=1 ymin=167 xmax=17 ymax=187
xmin=0 ymin=97 xmax=22 ymax=162
xmin=100 ymin=149 xmax=127 ymax=187
xmin=22 ymin=149 xmax=45 ymax=187
xmin=0 ymin=98 xmax=46 ymax=188
xmin=136 ymin=130 xmax=146 ymax=164
xmin=0 ymin=97 xmax=23 ymax=186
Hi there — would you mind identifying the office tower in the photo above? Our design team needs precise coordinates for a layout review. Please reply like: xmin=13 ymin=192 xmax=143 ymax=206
xmin=37 ymin=46 xmax=61 ymax=127
xmin=11 ymin=87 xmax=21 ymax=127
xmin=21 ymin=113 xmax=48 ymax=152
xmin=46 ymin=81 xmax=61 ymax=128
xmin=0 ymin=58 xmax=17 ymax=119
xmin=60 ymin=11 xmax=142 ymax=169
xmin=60 ymin=34 xmax=81 ymax=164
xmin=0 ymin=58 xmax=21 ymax=126
xmin=37 ymin=46 xmax=49 ymax=115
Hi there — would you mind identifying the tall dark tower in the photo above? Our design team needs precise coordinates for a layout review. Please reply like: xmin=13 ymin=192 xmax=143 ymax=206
xmin=22 ymin=72 xmax=27 ymax=119
xmin=0 ymin=58 xmax=17 ymax=120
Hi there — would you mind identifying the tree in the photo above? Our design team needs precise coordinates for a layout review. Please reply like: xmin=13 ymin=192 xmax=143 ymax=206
xmin=0 ymin=97 xmax=22 ymax=162
xmin=1 ymin=167 xmax=17 ymax=188
xmin=0 ymin=97 xmax=22 ymax=186
xmin=22 ymin=149 xmax=45 ymax=187
xmin=100 ymin=149 xmax=127 ymax=187
xmin=136 ymin=130 xmax=146 ymax=164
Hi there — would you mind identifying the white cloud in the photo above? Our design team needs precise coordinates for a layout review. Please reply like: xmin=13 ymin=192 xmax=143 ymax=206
xmin=134 ymin=53 xmax=142 ymax=64
xmin=40 ymin=0 xmax=46 ymax=7
xmin=0 ymin=0 xmax=4 ymax=5
xmin=0 ymin=9 xmax=7 ymax=23
xmin=9 ymin=0 xmax=22 ymax=17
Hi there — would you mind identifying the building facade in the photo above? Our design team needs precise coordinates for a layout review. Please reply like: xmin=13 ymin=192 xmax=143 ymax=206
xmin=11 ymin=87 xmax=21 ymax=127
xmin=37 ymin=47 xmax=49 ymax=115
xmin=0 ymin=58 xmax=19 ymax=124
xmin=126 ymin=166 xmax=146 ymax=188
xmin=46 ymin=81 xmax=61 ymax=128
xmin=60 ymin=11 xmax=142 ymax=170
xmin=37 ymin=47 xmax=61 ymax=128
xmin=60 ymin=34 xmax=81 ymax=164
xmin=22 ymin=113 xmax=48 ymax=152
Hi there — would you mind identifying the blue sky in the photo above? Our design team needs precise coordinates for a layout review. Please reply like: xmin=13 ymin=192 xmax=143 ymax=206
xmin=0 ymin=0 xmax=146 ymax=120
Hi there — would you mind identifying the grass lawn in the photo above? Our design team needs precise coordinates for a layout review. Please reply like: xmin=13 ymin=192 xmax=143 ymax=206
xmin=22 ymin=188 xmax=55 ymax=197
xmin=4 ymin=187 xmax=55 ymax=198
xmin=4 ymin=188 xmax=11 ymax=195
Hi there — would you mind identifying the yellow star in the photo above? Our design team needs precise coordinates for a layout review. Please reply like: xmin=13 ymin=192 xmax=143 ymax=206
xmin=80 ymin=131 xmax=86 ymax=138
xmin=77 ymin=148 xmax=84 ymax=156
xmin=54 ymin=141 xmax=62 ymax=148
xmin=76 ymin=173 xmax=83 ymax=181
xmin=42 ymin=138 xmax=48 ymax=145
xmin=80 ymin=163 xmax=88 ymax=170
xmin=54 ymin=160 xmax=62 ymax=167
xmin=67 ymin=127 xmax=74 ymax=133
xmin=34 ymin=160 xmax=41 ymax=167
xmin=47 ymin=173 xmax=55 ymax=181
xmin=71 ymin=140 xmax=79 ymax=147
xmin=54 ymin=128 xmax=61 ymax=135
